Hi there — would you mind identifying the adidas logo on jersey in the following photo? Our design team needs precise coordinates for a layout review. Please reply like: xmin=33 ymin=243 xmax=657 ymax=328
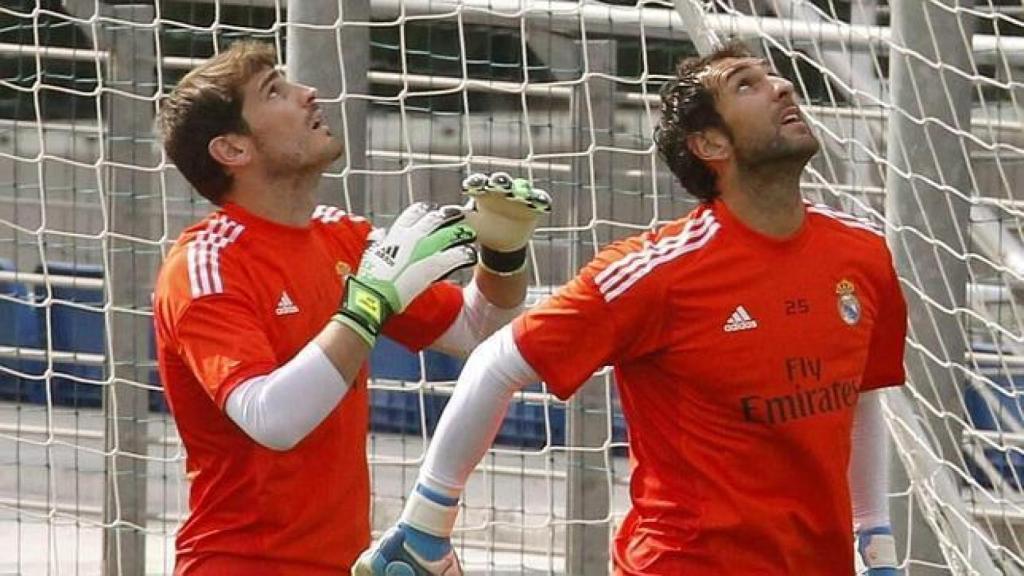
xmin=723 ymin=305 xmax=758 ymax=332
xmin=275 ymin=291 xmax=300 ymax=316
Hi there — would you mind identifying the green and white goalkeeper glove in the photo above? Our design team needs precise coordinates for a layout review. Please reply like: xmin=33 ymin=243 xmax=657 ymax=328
xmin=461 ymin=172 xmax=551 ymax=275
xmin=335 ymin=202 xmax=477 ymax=346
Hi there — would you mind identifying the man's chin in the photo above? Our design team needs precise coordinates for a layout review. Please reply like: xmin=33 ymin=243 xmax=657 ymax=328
xmin=315 ymin=141 xmax=344 ymax=168
xmin=782 ymin=133 xmax=820 ymax=163
xmin=327 ymin=140 xmax=344 ymax=162
xmin=796 ymin=138 xmax=820 ymax=161
xmin=740 ymin=138 xmax=819 ymax=168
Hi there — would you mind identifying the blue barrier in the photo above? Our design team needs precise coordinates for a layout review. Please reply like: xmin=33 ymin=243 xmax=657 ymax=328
xmin=369 ymin=387 xmax=447 ymax=435
xmin=366 ymin=335 xmax=631 ymax=447
xmin=369 ymin=336 xmax=462 ymax=434
xmin=34 ymin=262 xmax=106 ymax=408
xmin=369 ymin=336 xmax=464 ymax=381
xmin=0 ymin=259 xmax=44 ymax=402
xmin=964 ymin=375 xmax=1024 ymax=489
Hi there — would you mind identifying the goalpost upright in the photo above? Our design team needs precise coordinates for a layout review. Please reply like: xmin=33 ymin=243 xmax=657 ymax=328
xmin=883 ymin=1 xmax=981 ymax=572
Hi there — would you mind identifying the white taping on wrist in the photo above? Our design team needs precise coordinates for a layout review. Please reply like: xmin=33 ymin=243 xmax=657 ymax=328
xmin=399 ymin=488 xmax=460 ymax=538
xmin=862 ymin=533 xmax=897 ymax=568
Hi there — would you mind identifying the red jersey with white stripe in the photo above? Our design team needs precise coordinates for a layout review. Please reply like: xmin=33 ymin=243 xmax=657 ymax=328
xmin=153 ymin=202 xmax=462 ymax=575
xmin=513 ymin=199 xmax=907 ymax=575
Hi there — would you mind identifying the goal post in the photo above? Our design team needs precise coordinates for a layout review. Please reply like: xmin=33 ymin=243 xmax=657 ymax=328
xmin=883 ymin=0 xmax=980 ymax=572
xmin=3 ymin=1 xmax=1024 ymax=574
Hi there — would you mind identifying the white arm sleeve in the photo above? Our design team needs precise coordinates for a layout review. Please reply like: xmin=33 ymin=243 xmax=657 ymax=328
xmin=418 ymin=325 xmax=539 ymax=496
xmin=429 ymin=278 xmax=523 ymax=358
xmin=849 ymin=388 xmax=892 ymax=530
xmin=225 ymin=341 xmax=349 ymax=451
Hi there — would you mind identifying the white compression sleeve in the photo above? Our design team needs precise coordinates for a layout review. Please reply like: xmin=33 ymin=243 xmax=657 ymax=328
xmin=418 ymin=325 xmax=539 ymax=497
xmin=429 ymin=278 xmax=523 ymax=358
xmin=849 ymin=388 xmax=892 ymax=530
xmin=225 ymin=341 xmax=348 ymax=451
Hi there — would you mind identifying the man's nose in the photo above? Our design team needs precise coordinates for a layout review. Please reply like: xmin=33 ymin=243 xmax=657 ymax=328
xmin=300 ymin=83 xmax=318 ymax=104
xmin=773 ymin=76 xmax=795 ymax=100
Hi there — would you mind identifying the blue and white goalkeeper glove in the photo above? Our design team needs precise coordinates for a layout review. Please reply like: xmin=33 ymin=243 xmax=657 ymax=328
xmin=461 ymin=172 xmax=551 ymax=275
xmin=857 ymin=526 xmax=900 ymax=575
xmin=336 ymin=203 xmax=476 ymax=347
xmin=352 ymin=484 xmax=462 ymax=576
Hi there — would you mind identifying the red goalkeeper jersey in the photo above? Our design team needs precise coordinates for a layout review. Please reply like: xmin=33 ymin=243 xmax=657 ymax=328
xmin=154 ymin=202 xmax=462 ymax=575
xmin=513 ymin=199 xmax=907 ymax=575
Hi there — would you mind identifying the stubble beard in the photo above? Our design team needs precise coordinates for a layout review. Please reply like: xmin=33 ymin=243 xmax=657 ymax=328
xmin=735 ymin=129 xmax=819 ymax=174
xmin=254 ymin=132 xmax=342 ymax=179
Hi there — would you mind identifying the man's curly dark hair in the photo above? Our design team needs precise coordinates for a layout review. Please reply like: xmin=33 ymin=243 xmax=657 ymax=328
xmin=654 ymin=40 xmax=755 ymax=203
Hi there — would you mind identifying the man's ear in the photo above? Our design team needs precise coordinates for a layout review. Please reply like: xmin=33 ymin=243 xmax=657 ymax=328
xmin=685 ymin=129 xmax=731 ymax=163
xmin=208 ymin=134 xmax=250 ymax=170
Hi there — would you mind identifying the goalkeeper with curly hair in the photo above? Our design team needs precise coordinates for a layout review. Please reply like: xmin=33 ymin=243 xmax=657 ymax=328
xmin=152 ymin=40 xmax=550 ymax=575
xmin=355 ymin=40 xmax=906 ymax=576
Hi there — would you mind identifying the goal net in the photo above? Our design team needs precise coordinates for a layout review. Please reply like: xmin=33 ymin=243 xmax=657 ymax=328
xmin=0 ymin=0 xmax=1021 ymax=574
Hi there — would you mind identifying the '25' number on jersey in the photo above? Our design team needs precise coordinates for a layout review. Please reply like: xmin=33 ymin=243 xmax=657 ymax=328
xmin=785 ymin=299 xmax=809 ymax=315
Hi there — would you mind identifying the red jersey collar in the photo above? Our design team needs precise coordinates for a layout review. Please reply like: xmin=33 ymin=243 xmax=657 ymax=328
xmin=711 ymin=198 xmax=811 ymax=251
xmin=220 ymin=202 xmax=316 ymax=240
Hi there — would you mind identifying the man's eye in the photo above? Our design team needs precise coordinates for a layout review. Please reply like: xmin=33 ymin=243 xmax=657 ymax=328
xmin=268 ymin=85 xmax=280 ymax=97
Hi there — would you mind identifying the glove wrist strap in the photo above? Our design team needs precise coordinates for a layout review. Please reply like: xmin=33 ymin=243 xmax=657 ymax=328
xmin=479 ymin=245 xmax=527 ymax=276
xmin=337 ymin=276 xmax=392 ymax=347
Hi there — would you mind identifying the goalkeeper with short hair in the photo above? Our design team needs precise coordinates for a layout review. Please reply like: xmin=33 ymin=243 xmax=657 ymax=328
xmin=355 ymin=40 xmax=906 ymax=576
xmin=153 ymin=40 xmax=549 ymax=575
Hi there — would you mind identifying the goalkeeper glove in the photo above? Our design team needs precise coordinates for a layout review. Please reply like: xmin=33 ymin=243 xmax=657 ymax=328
xmin=856 ymin=526 xmax=900 ymax=575
xmin=335 ymin=203 xmax=476 ymax=347
xmin=461 ymin=172 xmax=551 ymax=275
xmin=352 ymin=484 xmax=462 ymax=576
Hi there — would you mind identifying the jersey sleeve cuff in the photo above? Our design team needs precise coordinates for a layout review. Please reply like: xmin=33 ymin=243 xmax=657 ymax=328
xmin=511 ymin=317 xmax=577 ymax=401
xmin=859 ymin=374 xmax=905 ymax=393
xmin=214 ymin=362 xmax=278 ymax=410
xmin=386 ymin=282 xmax=464 ymax=352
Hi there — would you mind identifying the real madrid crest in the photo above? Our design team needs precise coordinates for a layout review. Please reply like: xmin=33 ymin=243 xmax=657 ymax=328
xmin=836 ymin=278 xmax=861 ymax=326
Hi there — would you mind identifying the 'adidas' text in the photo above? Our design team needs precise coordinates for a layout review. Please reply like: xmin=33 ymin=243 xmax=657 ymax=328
xmin=723 ymin=306 xmax=758 ymax=332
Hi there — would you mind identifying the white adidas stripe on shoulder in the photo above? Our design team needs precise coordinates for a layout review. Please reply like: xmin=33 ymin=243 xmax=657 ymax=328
xmin=312 ymin=204 xmax=346 ymax=224
xmin=596 ymin=209 xmax=719 ymax=302
xmin=805 ymin=202 xmax=883 ymax=237
xmin=595 ymin=209 xmax=714 ymax=289
xmin=312 ymin=204 xmax=368 ymax=225
xmin=187 ymin=215 xmax=245 ymax=298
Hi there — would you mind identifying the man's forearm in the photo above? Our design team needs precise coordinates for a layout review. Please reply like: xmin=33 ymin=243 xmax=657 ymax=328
xmin=418 ymin=325 xmax=538 ymax=497
xmin=850 ymin=389 xmax=891 ymax=529
xmin=474 ymin=263 xmax=528 ymax=309
xmin=225 ymin=318 xmax=374 ymax=451
xmin=430 ymin=278 xmax=523 ymax=358
xmin=314 ymin=318 xmax=372 ymax=383
xmin=226 ymin=340 xmax=350 ymax=451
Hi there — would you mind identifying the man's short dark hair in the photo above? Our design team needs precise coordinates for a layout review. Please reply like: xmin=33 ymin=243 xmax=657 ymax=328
xmin=654 ymin=40 xmax=755 ymax=203
xmin=157 ymin=40 xmax=277 ymax=205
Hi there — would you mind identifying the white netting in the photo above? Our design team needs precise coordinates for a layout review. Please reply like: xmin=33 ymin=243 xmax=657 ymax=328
xmin=0 ymin=1 xmax=1022 ymax=574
